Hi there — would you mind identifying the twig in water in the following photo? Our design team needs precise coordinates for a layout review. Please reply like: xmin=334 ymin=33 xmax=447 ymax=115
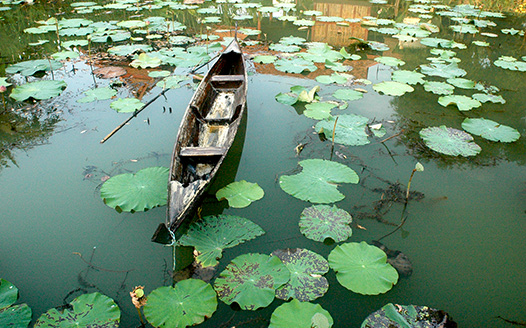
xmin=379 ymin=129 xmax=404 ymax=143
xmin=73 ymin=251 xmax=134 ymax=273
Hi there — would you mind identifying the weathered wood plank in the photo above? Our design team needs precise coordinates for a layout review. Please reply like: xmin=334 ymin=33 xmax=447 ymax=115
xmin=210 ymin=74 xmax=245 ymax=82
xmin=179 ymin=146 xmax=227 ymax=157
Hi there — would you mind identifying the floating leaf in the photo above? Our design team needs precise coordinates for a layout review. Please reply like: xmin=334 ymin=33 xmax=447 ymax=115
xmin=373 ymin=81 xmax=414 ymax=96
xmin=438 ymin=95 xmax=481 ymax=111
xmin=332 ymin=88 xmax=363 ymax=101
xmin=279 ymin=35 xmax=306 ymax=45
xmin=110 ymin=98 xmax=144 ymax=113
xmin=494 ymin=56 xmax=526 ymax=71
xmin=293 ymin=19 xmax=315 ymax=27
xmin=270 ymin=43 xmax=301 ymax=53
xmin=423 ymin=81 xmax=454 ymax=95
xmin=368 ymin=41 xmax=389 ymax=51
xmin=100 ymin=167 xmax=169 ymax=212
xmin=34 ymin=293 xmax=120 ymax=327
xmin=0 ymin=279 xmax=31 ymax=328
xmin=450 ymin=24 xmax=478 ymax=34
xmin=461 ymin=118 xmax=520 ymax=143
xmin=253 ymin=55 xmax=277 ymax=64
xmin=374 ymin=56 xmax=405 ymax=67
xmin=108 ymin=44 xmax=152 ymax=56
xmin=269 ymin=299 xmax=333 ymax=328
xmin=446 ymin=77 xmax=476 ymax=89
xmin=328 ymin=242 xmax=398 ymax=295
xmin=361 ymin=303 xmax=456 ymax=328
xmin=148 ymin=70 xmax=171 ymax=78
xmin=51 ymin=50 xmax=79 ymax=60
xmin=0 ymin=78 xmax=11 ymax=89
xmin=420 ymin=126 xmax=481 ymax=156
xmin=10 ymin=80 xmax=67 ymax=102
xmin=420 ymin=62 xmax=467 ymax=78
xmin=272 ymin=248 xmax=329 ymax=302
xmin=299 ymin=205 xmax=352 ymax=243
xmin=391 ymin=70 xmax=425 ymax=85
xmin=178 ymin=215 xmax=264 ymax=267
xmin=143 ymin=279 xmax=217 ymax=328
xmin=130 ymin=53 xmax=161 ymax=68
xmin=156 ymin=75 xmax=189 ymax=89
xmin=472 ymin=93 xmax=505 ymax=104
xmin=77 ymin=87 xmax=117 ymax=103
xmin=473 ymin=40 xmax=489 ymax=47
xmin=316 ymin=73 xmax=351 ymax=84
xmin=279 ymin=159 xmax=359 ymax=204
xmin=214 ymin=253 xmax=290 ymax=310
xmin=275 ymin=92 xmax=299 ymax=106
xmin=304 ymin=102 xmax=337 ymax=120
xmin=6 ymin=59 xmax=62 ymax=76
xmin=216 ymin=180 xmax=264 ymax=208
xmin=316 ymin=114 xmax=370 ymax=146
xmin=275 ymin=57 xmax=317 ymax=74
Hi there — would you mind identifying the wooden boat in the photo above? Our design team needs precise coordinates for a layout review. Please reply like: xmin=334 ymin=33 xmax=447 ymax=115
xmin=153 ymin=38 xmax=247 ymax=242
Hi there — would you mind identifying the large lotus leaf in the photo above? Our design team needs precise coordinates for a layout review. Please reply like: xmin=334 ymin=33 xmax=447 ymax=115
xmin=420 ymin=62 xmax=467 ymax=78
xmin=420 ymin=37 xmax=466 ymax=49
xmin=293 ymin=19 xmax=315 ymax=27
xmin=472 ymin=93 xmax=505 ymax=104
xmin=461 ymin=118 xmax=520 ymax=143
xmin=328 ymin=242 xmax=398 ymax=295
xmin=279 ymin=159 xmax=359 ymax=203
xmin=494 ymin=56 xmax=526 ymax=71
xmin=34 ymin=292 xmax=120 ymax=327
xmin=275 ymin=57 xmax=317 ymax=74
xmin=373 ymin=81 xmax=414 ymax=96
xmin=144 ymin=279 xmax=217 ymax=328
xmin=275 ymin=92 xmax=299 ymax=106
xmin=361 ymin=303 xmax=456 ymax=328
xmin=6 ymin=59 xmax=63 ymax=76
xmin=332 ymin=88 xmax=363 ymax=101
xmin=253 ymin=55 xmax=277 ymax=64
xmin=0 ymin=279 xmax=32 ymax=328
xmin=216 ymin=180 xmax=264 ymax=208
xmin=77 ymin=87 xmax=117 ymax=103
xmin=156 ymin=75 xmax=189 ymax=89
xmin=324 ymin=60 xmax=350 ymax=72
xmin=304 ymin=102 xmax=337 ymax=120
xmin=438 ymin=95 xmax=481 ymax=111
xmin=374 ymin=56 xmax=405 ymax=67
xmin=58 ymin=17 xmax=92 ymax=28
xmin=450 ymin=24 xmax=478 ymax=34
xmin=59 ymin=27 xmax=93 ymax=36
xmin=269 ymin=43 xmax=301 ymax=53
xmin=391 ymin=70 xmax=425 ymax=85
xmin=100 ymin=166 xmax=169 ymax=212
xmin=420 ymin=126 xmax=481 ymax=156
xmin=51 ymin=50 xmax=80 ymax=60
xmin=271 ymin=248 xmax=329 ymax=302
xmin=116 ymin=19 xmax=147 ymax=29
xmin=10 ymin=80 xmax=67 ymax=102
xmin=446 ymin=77 xmax=476 ymax=89
xmin=130 ymin=53 xmax=162 ymax=68
xmin=423 ymin=81 xmax=454 ymax=95
xmin=316 ymin=114 xmax=370 ymax=146
xmin=368 ymin=41 xmax=390 ymax=51
xmin=316 ymin=73 xmax=351 ymax=84
xmin=214 ymin=253 xmax=290 ymax=310
xmin=178 ymin=215 xmax=265 ymax=267
xmin=108 ymin=44 xmax=152 ymax=56
xmin=279 ymin=35 xmax=306 ymax=45
xmin=110 ymin=97 xmax=144 ymax=113
xmin=299 ymin=205 xmax=352 ymax=243
xmin=269 ymin=299 xmax=333 ymax=328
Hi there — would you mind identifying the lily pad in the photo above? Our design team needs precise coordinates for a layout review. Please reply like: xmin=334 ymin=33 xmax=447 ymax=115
xmin=461 ymin=118 xmax=520 ymax=143
xmin=10 ymin=80 xmax=67 ymax=102
xmin=279 ymin=35 xmax=306 ymax=45
xmin=110 ymin=97 xmax=144 ymax=113
xmin=279 ymin=159 xmax=359 ymax=203
xmin=272 ymin=248 xmax=329 ymax=302
xmin=316 ymin=73 xmax=352 ymax=85
xmin=361 ymin=303 xmax=457 ymax=328
xmin=423 ymin=81 xmax=455 ymax=95
xmin=214 ymin=253 xmax=290 ymax=310
xmin=328 ymin=242 xmax=398 ymax=295
xmin=216 ymin=180 xmax=264 ymax=208
xmin=108 ymin=44 xmax=152 ymax=56
xmin=332 ymin=88 xmax=363 ymax=101
xmin=275 ymin=57 xmax=317 ymax=74
xmin=51 ymin=50 xmax=80 ymax=60
xmin=0 ymin=279 xmax=32 ymax=328
xmin=420 ymin=62 xmax=467 ymax=78
xmin=143 ymin=279 xmax=217 ymax=328
xmin=304 ymin=102 xmax=337 ymax=120
xmin=269 ymin=299 xmax=333 ymax=328
xmin=299 ymin=205 xmax=352 ymax=243
xmin=77 ymin=87 xmax=117 ymax=103
xmin=368 ymin=41 xmax=390 ymax=51
xmin=472 ymin=93 xmax=505 ymax=104
xmin=373 ymin=81 xmax=414 ymax=96
xmin=34 ymin=292 xmax=120 ymax=327
xmin=438 ymin=95 xmax=481 ymax=111
xmin=6 ymin=59 xmax=63 ymax=76
xmin=253 ymin=55 xmax=277 ymax=64
xmin=178 ymin=215 xmax=264 ymax=267
xmin=275 ymin=92 xmax=299 ymax=106
xmin=391 ymin=70 xmax=425 ymax=85
xmin=420 ymin=126 xmax=481 ymax=156
xmin=374 ymin=56 xmax=405 ymax=67
xmin=130 ymin=53 xmax=162 ymax=68
xmin=100 ymin=166 xmax=169 ymax=212
xmin=446 ymin=77 xmax=476 ymax=89
xmin=316 ymin=114 xmax=370 ymax=146
xmin=156 ymin=75 xmax=189 ymax=89
xmin=494 ymin=56 xmax=526 ymax=71
xmin=270 ymin=43 xmax=301 ymax=53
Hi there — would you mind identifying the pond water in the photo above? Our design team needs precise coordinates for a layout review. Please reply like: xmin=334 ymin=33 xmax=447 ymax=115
xmin=1 ymin=0 xmax=525 ymax=327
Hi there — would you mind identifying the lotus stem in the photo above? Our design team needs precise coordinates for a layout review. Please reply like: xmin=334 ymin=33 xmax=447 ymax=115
xmin=406 ymin=169 xmax=417 ymax=202
xmin=47 ymin=56 xmax=55 ymax=80
xmin=137 ymin=308 xmax=145 ymax=327
xmin=331 ymin=116 xmax=339 ymax=147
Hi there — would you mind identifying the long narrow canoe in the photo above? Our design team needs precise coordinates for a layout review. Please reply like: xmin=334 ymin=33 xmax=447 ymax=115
xmin=153 ymin=39 xmax=247 ymax=241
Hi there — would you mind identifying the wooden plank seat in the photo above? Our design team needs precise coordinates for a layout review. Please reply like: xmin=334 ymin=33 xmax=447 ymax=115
xmin=210 ymin=75 xmax=245 ymax=82
xmin=179 ymin=146 xmax=227 ymax=157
